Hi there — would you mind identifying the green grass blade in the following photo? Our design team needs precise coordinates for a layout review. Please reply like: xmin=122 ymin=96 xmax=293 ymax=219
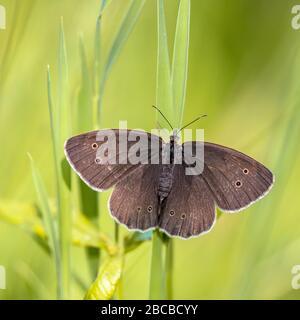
xmin=171 ymin=0 xmax=190 ymax=128
xmin=84 ymin=253 xmax=123 ymax=300
xmin=160 ymin=0 xmax=191 ymax=300
xmin=156 ymin=0 xmax=174 ymax=128
xmin=47 ymin=60 xmax=71 ymax=298
xmin=47 ymin=66 xmax=59 ymax=165
xmin=165 ymin=237 xmax=174 ymax=299
xmin=80 ymin=183 xmax=100 ymax=280
xmin=149 ymin=0 xmax=173 ymax=300
xmin=78 ymin=35 xmax=93 ymax=132
xmin=28 ymin=154 xmax=62 ymax=299
xmin=103 ymin=0 xmax=146 ymax=80
xmin=61 ymin=158 xmax=71 ymax=190
xmin=96 ymin=0 xmax=113 ymax=25
xmin=78 ymin=35 xmax=101 ymax=280
xmin=77 ymin=35 xmax=98 ymax=222
xmin=93 ymin=0 xmax=108 ymax=128
xmin=57 ymin=18 xmax=72 ymax=299
xmin=149 ymin=230 xmax=166 ymax=300
xmin=58 ymin=17 xmax=71 ymax=144
xmin=97 ymin=0 xmax=146 ymax=125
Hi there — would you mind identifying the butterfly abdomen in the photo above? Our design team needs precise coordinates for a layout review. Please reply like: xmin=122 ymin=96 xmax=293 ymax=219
xmin=158 ymin=164 xmax=175 ymax=201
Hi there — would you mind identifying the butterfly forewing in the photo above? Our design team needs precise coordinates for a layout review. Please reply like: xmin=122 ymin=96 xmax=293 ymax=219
xmin=183 ymin=142 xmax=274 ymax=213
xmin=64 ymin=129 xmax=163 ymax=191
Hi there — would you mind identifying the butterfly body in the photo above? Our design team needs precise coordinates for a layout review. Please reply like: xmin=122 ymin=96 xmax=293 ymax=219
xmin=65 ymin=129 xmax=274 ymax=239
xmin=157 ymin=135 xmax=175 ymax=199
xmin=158 ymin=164 xmax=175 ymax=202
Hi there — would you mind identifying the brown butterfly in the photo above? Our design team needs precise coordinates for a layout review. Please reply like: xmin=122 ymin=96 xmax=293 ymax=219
xmin=64 ymin=110 xmax=274 ymax=239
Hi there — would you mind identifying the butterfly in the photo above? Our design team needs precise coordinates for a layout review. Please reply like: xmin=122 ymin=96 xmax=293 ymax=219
xmin=64 ymin=110 xmax=274 ymax=239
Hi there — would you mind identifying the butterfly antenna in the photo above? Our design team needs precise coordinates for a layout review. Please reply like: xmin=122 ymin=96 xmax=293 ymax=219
xmin=178 ymin=115 xmax=207 ymax=132
xmin=152 ymin=105 xmax=173 ymax=130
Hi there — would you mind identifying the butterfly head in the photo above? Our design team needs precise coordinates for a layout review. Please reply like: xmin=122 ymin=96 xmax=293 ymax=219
xmin=170 ymin=129 xmax=180 ymax=143
xmin=152 ymin=105 xmax=207 ymax=143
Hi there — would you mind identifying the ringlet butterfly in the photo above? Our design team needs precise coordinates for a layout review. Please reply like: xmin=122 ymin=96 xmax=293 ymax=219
xmin=64 ymin=108 xmax=274 ymax=239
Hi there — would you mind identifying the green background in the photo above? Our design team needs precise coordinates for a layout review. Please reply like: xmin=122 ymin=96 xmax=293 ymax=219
xmin=0 ymin=0 xmax=300 ymax=299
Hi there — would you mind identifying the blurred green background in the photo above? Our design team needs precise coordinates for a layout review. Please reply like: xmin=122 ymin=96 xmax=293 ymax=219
xmin=1 ymin=0 xmax=300 ymax=299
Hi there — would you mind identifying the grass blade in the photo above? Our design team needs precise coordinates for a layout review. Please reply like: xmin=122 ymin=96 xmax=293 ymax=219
xmin=93 ymin=0 xmax=108 ymax=128
xmin=149 ymin=0 xmax=174 ymax=300
xmin=165 ymin=237 xmax=174 ymax=299
xmin=28 ymin=154 xmax=61 ymax=299
xmin=47 ymin=59 xmax=71 ymax=298
xmin=100 ymin=0 xmax=113 ymax=15
xmin=149 ymin=230 xmax=165 ymax=299
xmin=163 ymin=0 xmax=191 ymax=300
xmin=78 ymin=34 xmax=100 ymax=279
xmin=57 ymin=18 xmax=72 ymax=299
xmin=97 ymin=0 xmax=146 ymax=124
xmin=58 ymin=17 xmax=71 ymax=144
xmin=171 ymin=0 xmax=190 ymax=128
xmin=155 ymin=0 xmax=174 ymax=128
xmin=78 ymin=35 xmax=93 ymax=132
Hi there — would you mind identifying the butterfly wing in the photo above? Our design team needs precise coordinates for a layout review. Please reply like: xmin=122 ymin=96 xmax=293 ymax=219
xmin=65 ymin=129 xmax=163 ymax=191
xmin=158 ymin=165 xmax=216 ymax=239
xmin=183 ymin=141 xmax=274 ymax=212
xmin=109 ymin=164 xmax=161 ymax=231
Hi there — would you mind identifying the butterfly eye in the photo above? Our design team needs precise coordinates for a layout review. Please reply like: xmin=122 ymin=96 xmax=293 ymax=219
xmin=169 ymin=210 xmax=175 ymax=216
xmin=235 ymin=180 xmax=242 ymax=188
xmin=137 ymin=207 xmax=141 ymax=212
xmin=92 ymin=143 xmax=98 ymax=150
xmin=147 ymin=206 xmax=153 ymax=213
xmin=243 ymin=168 xmax=249 ymax=174
xmin=95 ymin=158 xmax=101 ymax=164
xmin=181 ymin=213 xmax=186 ymax=219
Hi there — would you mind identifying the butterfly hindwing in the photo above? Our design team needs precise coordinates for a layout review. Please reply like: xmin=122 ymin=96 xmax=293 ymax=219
xmin=158 ymin=165 xmax=216 ymax=238
xmin=109 ymin=164 xmax=161 ymax=231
